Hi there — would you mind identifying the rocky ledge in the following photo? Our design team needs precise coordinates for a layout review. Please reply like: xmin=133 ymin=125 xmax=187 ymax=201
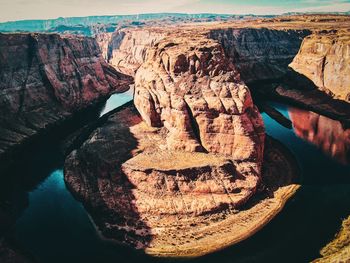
xmin=0 ymin=33 xmax=132 ymax=169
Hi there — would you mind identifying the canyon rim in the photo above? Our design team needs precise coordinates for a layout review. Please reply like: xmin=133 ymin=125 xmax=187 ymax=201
xmin=0 ymin=3 xmax=350 ymax=263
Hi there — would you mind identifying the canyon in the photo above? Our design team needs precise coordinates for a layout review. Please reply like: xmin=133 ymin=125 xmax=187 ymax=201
xmin=64 ymin=15 xmax=349 ymax=257
xmin=0 ymin=33 xmax=132 ymax=169
xmin=0 ymin=13 xmax=349 ymax=262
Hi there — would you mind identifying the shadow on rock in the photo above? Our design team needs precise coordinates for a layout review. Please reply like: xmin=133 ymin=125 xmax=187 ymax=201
xmin=64 ymin=105 xmax=153 ymax=249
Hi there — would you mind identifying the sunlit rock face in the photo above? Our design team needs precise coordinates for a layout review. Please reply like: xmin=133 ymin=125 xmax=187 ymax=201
xmin=0 ymin=33 xmax=132 ymax=163
xmin=289 ymin=108 xmax=350 ymax=164
xmin=134 ymin=35 xmax=265 ymax=162
xmin=290 ymin=31 xmax=350 ymax=102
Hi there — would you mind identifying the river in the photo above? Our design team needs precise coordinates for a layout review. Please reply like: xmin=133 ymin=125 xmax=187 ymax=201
xmin=1 ymin=92 xmax=350 ymax=263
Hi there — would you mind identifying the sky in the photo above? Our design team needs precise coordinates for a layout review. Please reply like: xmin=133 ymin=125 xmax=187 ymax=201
xmin=0 ymin=0 xmax=349 ymax=22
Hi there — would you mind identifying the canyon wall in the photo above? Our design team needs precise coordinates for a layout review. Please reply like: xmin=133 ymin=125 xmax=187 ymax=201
xmin=99 ymin=27 xmax=311 ymax=82
xmin=96 ymin=28 xmax=166 ymax=76
xmin=290 ymin=31 xmax=350 ymax=102
xmin=209 ymin=28 xmax=311 ymax=83
xmin=0 ymin=33 xmax=132 ymax=165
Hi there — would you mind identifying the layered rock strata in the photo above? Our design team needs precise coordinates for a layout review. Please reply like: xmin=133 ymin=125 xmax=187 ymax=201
xmin=64 ymin=104 xmax=299 ymax=257
xmin=210 ymin=28 xmax=310 ymax=83
xmin=96 ymin=28 xmax=166 ymax=76
xmin=0 ymin=33 xmax=132 ymax=166
xmin=290 ymin=31 xmax=350 ymax=102
xmin=133 ymin=34 xmax=265 ymax=207
xmin=65 ymin=25 xmax=301 ymax=257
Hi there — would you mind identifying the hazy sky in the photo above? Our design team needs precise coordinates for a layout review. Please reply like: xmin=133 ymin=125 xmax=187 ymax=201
xmin=1 ymin=0 xmax=350 ymax=22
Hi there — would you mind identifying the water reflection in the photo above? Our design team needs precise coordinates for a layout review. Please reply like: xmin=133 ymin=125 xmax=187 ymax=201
xmin=99 ymin=85 xmax=134 ymax=117
xmin=289 ymin=108 xmax=350 ymax=165
xmin=3 ymin=99 xmax=350 ymax=263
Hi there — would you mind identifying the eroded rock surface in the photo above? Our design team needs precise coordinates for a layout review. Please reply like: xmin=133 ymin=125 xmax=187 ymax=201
xmin=96 ymin=29 xmax=166 ymax=76
xmin=134 ymin=35 xmax=265 ymax=162
xmin=64 ymin=21 xmax=306 ymax=257
xmin=64 ymin=105 xmax=299 ymax=257
xmin=210 ymin=28 xmax=310 ymax=83
xmin=290 ymin=31 xmax=350 ymax=102
xmin=0 ymin=33 xmax=132 ymax=166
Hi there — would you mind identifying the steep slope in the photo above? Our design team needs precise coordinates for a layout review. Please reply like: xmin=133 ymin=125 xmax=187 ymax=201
xmin=210 ymin=28 xmax=311 ymax=83
xmin=0 ymin=33 xmax=132 ymax=167
xmin=290 ymin=31 xmax=350 ymax=102
xmin=96 ymin=28 xmax=166 ymax=75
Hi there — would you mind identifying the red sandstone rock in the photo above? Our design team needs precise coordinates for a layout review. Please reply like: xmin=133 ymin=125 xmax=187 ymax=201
xmin=134 ymin=36 xmax=265 ymax=164
xmin=96 ymin=29 xmax=166 ymax=76
xmin=290 ymin=31 xmax=350 ymax=102
xmin=0 ymin=33 xmax=133 ymax=165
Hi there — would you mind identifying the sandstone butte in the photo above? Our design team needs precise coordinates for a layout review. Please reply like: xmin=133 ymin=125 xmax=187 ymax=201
xmin=0 ymin=33 xmax=133 ymax=168
xmin=63 ymin=15 xmax=350 ymax=257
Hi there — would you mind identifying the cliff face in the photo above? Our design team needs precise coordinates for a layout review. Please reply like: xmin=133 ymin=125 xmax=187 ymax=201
xmin=290 ymin=31 xmax=350 ymax=102
xmin=209 ymin=28 xmax=311 ymax=83
xmin=0 ymin=33 xmax=132 ymax=164
xmin=96 ymin=29 xmax=166 ymax=76
xmin=98 ymin=27 xmax=311 ymax=83
xmin=134 ymin=34 xmax=265 ymax=165
xmin=132 ymin=31 xmax=265 ymax=213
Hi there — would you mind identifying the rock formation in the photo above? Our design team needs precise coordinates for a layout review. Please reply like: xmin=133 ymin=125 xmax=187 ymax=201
xmin=0 ymin=33 xmax=132 ymax=168
xmin=64 ymin=103 xmax=299 ymax=257
xmin=96 ymin=29 xmax=166 ymax=76
xmin=290 ymin=31 xmax=350 ymax=102
xmin=134 ymin=34 xmax=265 ymax=160
xmin=65 ymin=21 xmax=301 ymax=257
xmin=1 ymin=13 xmax=350 ymax=261
xmin=210 ymin=28 xmax=310 ymax=83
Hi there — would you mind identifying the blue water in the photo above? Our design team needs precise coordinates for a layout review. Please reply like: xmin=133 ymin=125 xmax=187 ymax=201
xmin=261 ymin=103 xmax=350 ymax=185
xmin=99 ymin=86 xmax=134 ymax=117
xmin=3 ymin=99 xmax=350 ymax=263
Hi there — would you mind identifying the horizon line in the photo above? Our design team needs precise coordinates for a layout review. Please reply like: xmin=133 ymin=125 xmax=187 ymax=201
xmin=1 ymin=10 xmax=349 ymax=24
